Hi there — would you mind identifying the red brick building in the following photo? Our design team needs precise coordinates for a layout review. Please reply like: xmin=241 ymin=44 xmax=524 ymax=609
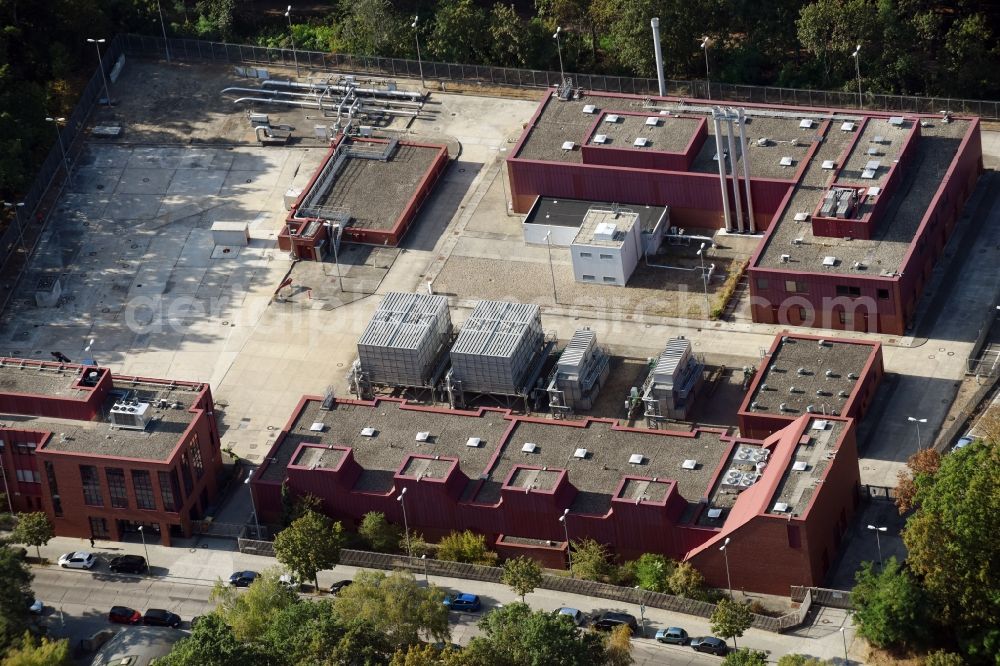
xmin=506 ymin=91 xmax=983 ymax=334
xmin=0 ymin=358 xmax=223 ymax=545
xmin=252 ymin=391 xmax=861 ymax=595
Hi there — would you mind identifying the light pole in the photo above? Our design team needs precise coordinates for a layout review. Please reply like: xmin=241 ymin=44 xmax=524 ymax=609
xmin=285 ymin=6 xmax=299 ymax=79
xmin=553 ymin=26 xmax=565 ymax=84
xmin=411 ymin=16 xmax=425 ymax=89
xmin=421 ymin=553 xmax=428 ymax=583
xmin=87 ymin=39 xmax=112 ymax=106
xmin=907 ymin=416 xmax=927 ymax=454
xmin=840 ymin=626 xmax=850 ymax=664
xmin=544 ymin=231 xmax=558 ymax=304
xmin=559 ymin=508 xmax=572 ymax=576
xmin=137 ymin=525 xmax=150 ymax=572
xmin=700 ymin=36 xmax=711 ymax=100
xmin=155 ymin=0 xmax=171 ymax=63
xmin=851 ymin=44 xmax=862 ymax=109
xmin=397 ymin=487 xmax=411 ymax=557
xmin=245 ymin=469 xmax=260 ymax=540
xmin=634 ymin=586 xmax=646 ymax=638
xmin=867 ymin=524 xmax=887 ymax=570
xmin=45 ymin=117 xmax=70 ymax=173
xmin=719 ymin=537 xmax=733 ymax=598
xmin=697 ymin=242 xmax=708 ymax=298
xmin=331 ymin=224 xmax=343 ymax=292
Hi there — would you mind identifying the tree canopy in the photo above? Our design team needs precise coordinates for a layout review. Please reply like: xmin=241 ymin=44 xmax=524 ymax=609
xmin=10 ymin=513 xmax=53 ymax=563
xmin=0 ymin=546 xmax=33 ymax=653
xmin=273 ymin=509 xmax=343 ymax=590
xmin=500 ymin=556 xmax=543 ymax=602
xmin=710 ymin=598 xmax=753 ymax=650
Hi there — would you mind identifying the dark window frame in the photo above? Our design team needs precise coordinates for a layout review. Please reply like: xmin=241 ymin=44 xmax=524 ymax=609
xmin=106 ymin=468 xmax=129 ymax=509
xmin=131 ymin=470 xmax=157 ymax=511
xmin=80 ymin=465 xmax=103 ymax=507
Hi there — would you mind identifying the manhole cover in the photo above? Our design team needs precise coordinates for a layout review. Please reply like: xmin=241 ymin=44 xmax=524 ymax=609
xmin=89 ymin=252 xmax=97 ymax=256
xmin=131 ymin=244 xmax=138 ymax=249
xmin=101 ymin=307 xmax=110 ymax=313
xmin=83 ymin=222 xmax=90 ymax=227
xmin=136 ymin=284 xmax=142 ymax=288
xmin=938 ymin=347 xmax=945 ymax=352
xmin=245 ymin=178 xmax=252 ymax=184
xmin=142 ymin=177 xmax=150 ymax=183
xmin=96 ymin=184 xmax=104 ymax=190
xmin=337 ymin=362 xmax=343 ymax=367
xmin=928 ymin=354 xmax=935 ymax=359
xmin=222 ymin=248 xmax=231 ymax=254
xmin=222 ymin=321 xmax=229 ymax=326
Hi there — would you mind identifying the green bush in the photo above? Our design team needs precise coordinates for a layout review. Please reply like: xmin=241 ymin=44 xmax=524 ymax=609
xmin=436 ymin=530 xmax=497 ymax=566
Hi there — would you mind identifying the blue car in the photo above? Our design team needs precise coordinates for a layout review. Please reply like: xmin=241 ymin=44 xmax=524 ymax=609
xmin=443 ymin=593 xmax=481 ymax=612
xmin=228 ymin=571 xmax=259 ymax=587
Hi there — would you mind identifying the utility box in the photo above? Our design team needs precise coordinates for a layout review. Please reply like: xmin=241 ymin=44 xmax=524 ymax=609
xmin=34 ymin=275 xmax=62 ymax=308
xmin=284 ymin=188 xmax=303 ymax=211
xmin=211 ymin=222 xmax=250 ymax=247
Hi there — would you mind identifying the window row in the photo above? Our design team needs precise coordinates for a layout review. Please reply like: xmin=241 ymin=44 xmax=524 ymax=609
xmin=78 ymin=465 xmax=185 ymax=512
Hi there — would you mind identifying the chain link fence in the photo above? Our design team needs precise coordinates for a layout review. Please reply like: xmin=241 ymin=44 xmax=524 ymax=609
xmin=122 ymin=33 xmax=1000 ymax=120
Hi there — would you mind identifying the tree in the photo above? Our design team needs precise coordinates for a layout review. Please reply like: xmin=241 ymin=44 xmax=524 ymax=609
xmin=436 ymin=530 xmax=498 ymax=566
xmin=569 ymin=539 xmax=613 ymax=582
xmin=629 ymin=553 xmax=675 ymax=593
xmin=390 ymin=643 xmax=465 ymax=666
xmin=259 ymin=600 xmax=393 ymax=665
xmin=796 ymin=0 xmax=879 ymax=87
xmin=427 ymin=0 xmax=487 ymax=64
xmin=336 ymin=0 xmax=405 ymax=57
xmin=667 ymin=561 xmax=705 ymax=598
xmin=603 ymin=624 xmax=633 ymax=666
xmin=160 ymin=614 xmax=260 ymax=666
xmin=923 ymin=651 xmax=965 ymax=666
xmin=1 ymin=632 xmax=70 ymax=666
xmin=273 ymin=510 xmax=343 ymax=590
xmin=210 ymin=570 xmax=299 ymax=643
xmin=0 ymin=545 xmax=33 ymax=652
xmin=11 ymin=512 xmax=53 ymax=562
xmin=902 ymin=439 xmax=1000 ymax=659
xmin=723 ymin=648 xmax=769 ymax=666
xmin=463 ymin=602 xmax=608 ymax=666
xmin=895 ymin=448 xmax=941 ymax=513
xmin=358 ymin=511 xmax=402 ymax=553
xmin=710 ymin=598 xmax=753 ymax=650
xmin=501 ymin=556 xmax=543 ymax=602
xmin=334 ymin=570 xmax=450 ymax=649
xmin=776 ymin=656 xmax=828 ymax=666
xmin=851 ymin=558 xmax=928 ymax=649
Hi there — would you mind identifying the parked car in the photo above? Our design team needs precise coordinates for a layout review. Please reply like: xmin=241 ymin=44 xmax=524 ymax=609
xmin=690 ymin=636 xmax=728 ymax=656
xmin=108 ymin=606 xmax=142 ymax=625
xmin=142 ymin=609 xmax=182 ymax=628
xmin=953 ymin=435 xmax=977 ymax=451
xmin=228 ymin=571 xmax=259 ymax=587
xmin=329 ymin=579 xmax=353 ymax=595
xmin=655 ymin=627 xmax=689 ymax=645
xmin=443 ymin=593 xmax=481 ymax=612
xmin=58 ymin=551 xmax=97 ymax=569
xmin=555 ymin=607 xmax=587 ymax=627
xmin=109 ymin=554 xmax=148 ymax=574
xmin=29 ymin=600 xmax=44 ymax=615
xmin=279 ymin=573 xmax=299 ymax=590
xmin=590 ymin=612 xmax=639 ymax=634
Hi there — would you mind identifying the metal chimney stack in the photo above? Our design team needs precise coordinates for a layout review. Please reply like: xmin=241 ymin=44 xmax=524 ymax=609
xmin=738 ymin=108 xmax=756 ymax=233
xmin=651 ymin=18 xmax=666 ymax=97
xmin=725 ymin=109 xmax=745 ymax=232
xmin=712 ymin=108 xmax=733 ymax=232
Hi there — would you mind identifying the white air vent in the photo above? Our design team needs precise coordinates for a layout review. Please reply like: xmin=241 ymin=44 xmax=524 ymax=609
xmin=593 ymin=134 xmax=608 ymax=144
xmin=360 ymin=427 xmax=376 ymax=437
xmin=867 ymin=186 xmax=882 ymax=196
xmin=645 ymin=117 xmax=659 ymax=126
xmin=110 ymin=402 xmax=152 ymax=431
xmin=561 ymin=141 xmax=576 ymax=151
xmin=780 ymin=254 xmax=791 ymax=263
xmin=605 ymin=114 xmax=621 ymax=123
xmin=889 ymin=116 xmax=905 ymax=126
xmin=865 ymin=159 xmax=882 ymax=171
xmin=792 ymin=461 xmax=809 ymax=472
xmin=628 ymin=454 xmax=645 ymax=465
xmin=522 ymin=442 xmax=538 ymax=453
xmin=861 ymin=169 xmax=876 ymax=179
xmin=633 ymin=137 xmax=649 ymax=147
xmin=707 ymin=508 xmax=722 ymax=519
xmin=466 ymin=437 xmax=481 ymax=448
xmin=867 ymin=147 xmax=879 ymax=156
xmin=799 ymin=119 xmax=813 ymax=129
xmin=309 ymin=422 xmax=325 ymax=432
xmin=573 ymin=448 xmax=588 ymax=459
xmin=582 ymin=104 xmax=597 ymax=114
xmin=793 ymin=212 xmax=809 ymax=222
xmin=773 ymin=502 xmax=790 ymax=512
xmin=872 ymin=135 xmax=885 ymax=144
xmin=822 ymin=160 xmax=835 ymax=169
xmin=681 ymin=459 xmax=697 ymax=470
xmin=822 ymin=256 xmax=837 ymax=266
xmin=792 ymin=238 xmax=804 ymax=245
xmin=779 ymin=156 xmax=794 ymax=167
xmin=812 ymin=420 xmax=830 ymax=431
xmin=840 ymin=121 xmax=855 ymax=131
xmin=415 ymin=431 xmax=430 ymax=442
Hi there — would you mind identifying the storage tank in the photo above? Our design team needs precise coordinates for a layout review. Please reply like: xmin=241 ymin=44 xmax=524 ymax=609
xmin=356 ymin=292 xmax=452 ymax=387
xmin=449 ymin=300 xmax=544 ymax=395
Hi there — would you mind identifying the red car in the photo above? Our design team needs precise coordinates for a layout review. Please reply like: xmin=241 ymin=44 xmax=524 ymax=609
xmin=109 ymin=606 xmax=142 ymax=624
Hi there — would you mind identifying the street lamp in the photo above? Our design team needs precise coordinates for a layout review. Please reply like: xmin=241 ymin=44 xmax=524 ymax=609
xmin=284 ymin=6 xmax=299 ymax=79
xmin=907 ymin=416 xmax=927 ymax=453
xmin=245 ymin=469 xmax=261 ymax=539
xmin=866 ymin=524 xmax=887 ymax=570
xmin=559 ymin=508 xmax=572 ymax=576
xmin=155 ymin=0 xmax=171 ymax=63
xmin=421 ymin=553 xmax=428 ymax=583
xmin=45 ymin=117 xmax=70 ymax=173
xmin=397 ymin=487 xmax=411 ymax=557
xmin=87 ymin=39 xmax=112 ymax=107
xmin=851 ymin=44 xmax=862 ymax=109
xmin=544 ymin=231 xmax=558 ymax=304
xmin=137 ymin=525 xmax=150 ymax=573
xmin=719 ymin=537 xmax=733 ymax=598
xmin=700 ymin=36 xmax=711 ymax=100
xmin=634 ymin=586 xmax=646 ymax=638
xmin=411 ymin=16 xmax=425 ymax=89
xmin=697 ymin=242 xmax=708 ymax=298
xmin=840 ymin=626 xmax=850 ymax=664
xmin=553 ymin=26 xmax=565 ymax=85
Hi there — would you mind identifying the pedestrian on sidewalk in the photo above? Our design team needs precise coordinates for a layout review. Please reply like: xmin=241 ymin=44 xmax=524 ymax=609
xmin=89 ymin=537 xmax=95 ymax=548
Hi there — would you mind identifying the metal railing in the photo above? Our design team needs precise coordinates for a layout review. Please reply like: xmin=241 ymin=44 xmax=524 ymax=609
xmin=121 ymin=33 xmax=1000 ymax=120
xmin=790 ymin=586 xmax=853 ymax=610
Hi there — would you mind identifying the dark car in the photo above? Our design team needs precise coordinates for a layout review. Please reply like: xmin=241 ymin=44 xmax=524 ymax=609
xmin=142 ymin=609 xmax=182 ymax=628
xmin=108 ymin=606 xmax=142 ymax=625
xmin=329 ymin=579 xmax=353 ymax=595
xmin=690 ymin=636 xmax=728 ymax=656
xmin=229 ymin=571 xmax=259 ymax=587
xmin=443 ymin=593 xmax=481 ymax=612
xmin=109 ymin=554 xmax=148 ymax=574
xmin=590 ymin=612 xmax=639 ymax=634
xmin=655 ymin=627 xmax=689 ymax=645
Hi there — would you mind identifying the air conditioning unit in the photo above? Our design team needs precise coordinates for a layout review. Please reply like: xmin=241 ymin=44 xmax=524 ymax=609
xmin=110 ymin=401 xmax=152 ymax=431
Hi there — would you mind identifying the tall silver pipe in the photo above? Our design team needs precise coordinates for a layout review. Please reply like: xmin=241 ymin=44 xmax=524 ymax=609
xmin=738 ymin=108 xmax=756 ymax=233
xmin=651 ymin=18 xmax=666 ymax=97
xmin=725 ymin=110 xmax=744 ymax=232
xmin=711 ymin=108 xmax=732 ymax=232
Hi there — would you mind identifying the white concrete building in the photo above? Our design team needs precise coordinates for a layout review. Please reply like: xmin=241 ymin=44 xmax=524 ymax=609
xmin=570 ymin=207 xmax=644 ymax=286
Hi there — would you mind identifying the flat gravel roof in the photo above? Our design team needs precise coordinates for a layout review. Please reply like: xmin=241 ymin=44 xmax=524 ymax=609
xmin=0 ymin=364 xmax=92 ymax=399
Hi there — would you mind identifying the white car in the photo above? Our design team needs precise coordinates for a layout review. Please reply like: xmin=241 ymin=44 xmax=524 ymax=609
xmin=57 ymin=551 xmax=97 ymax=569
xmin=29 ymin=599 xmax=44 ymax=615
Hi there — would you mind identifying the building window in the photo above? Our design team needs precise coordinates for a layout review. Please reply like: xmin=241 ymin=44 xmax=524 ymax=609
xmin=44 ymin=462 xmax=62 ymax=517
xmin=797 ymin=306 xmax=809 ymax=322
xmin=599 ymin=253 xmax=613 ymax=260
xmin=579 ymin=252 xmax=592 ymax=258
xmin=80 ymin=465 xmax=103 ymax=507
xmin=877 ymin=288 xmax=889 ymax=300
xmin=131 ymin=470 xmax=157 ymax=510
xmin=835 ymin=285 xmax=862 ymax=297
xmin=839 ymin=310 xmax=855 ymax=326
xmin=756 ymin=278 xmax=769 ymax=290
xmin=159 ymin=470 xmax=181 ymax=513
xmin=581 ymin=275 xmax=595 ymax=281
xmin=602 ymin=276 xmax=617 ymax=283
xmin=89 ymin=517 xmax=109 ymax=539
xmin=784 ymin=280 xmax=807 ymax=294
xmin=15 ymin=442 xmax=35 ymax=454
xmin=106 ymin=468 xmax=129 ymax=509
xmin=15 ymin=469 xmax=40 ymax=483
xmin=180 ymin=453 xmax=195 ymax=497
xmin=189 ymin=436 xmax=204 ymax=479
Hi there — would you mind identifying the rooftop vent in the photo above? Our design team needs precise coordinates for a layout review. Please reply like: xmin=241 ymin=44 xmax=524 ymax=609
xmin=839 ymin=390 xmax=850 ymax=398
xmin=773 ymin=502 xmax=790 ymax=512
xmin=573 ymin=448 xmax=589 ymax=459
xmin=633 ymin=137 xmax=650 ymax=147
xmin=848 ymin=372 xmax=859 ymax=380
xmin=822 ymin=160 xmax=836 ymax=169
xmin=873 ymin=135 xmax=885 ymax=144
xmin=799 ymin=119 xmax=814 ymax=129
xmin=889 ymin=116 xmax=905 ymax=126
xmin=853 ymin=262 xmax=867 ymax=270
xmin=806 ymin=405 xmax=815 ymax=413
xmin=812 ymin=420 xmax=830 ymax=431
xmin=840 ymin=121 xmax=855 ymax=131
xmin=593 ymin=134 xmax=608 ymax=144
xmin=707 ymin=508 xmax=723 ymax=519
xmin=818 ymin=339 xmax=828 ymax=346
xmin=561 ymin=141 xmax=576 ymax=151
xmin=756 ymin=137 xmax=770 ymax=147
xmin=822 ymin=256 xmax=838 ymax=267
xmin=604 ymin=114 xmax=621 ymax=123
xmin=861 ymin=169 xmax=876 ymax=179
xmin=628 ymin=453 xmax=645 ymax=465
xmin=779 ymin=156 xmax=794 ymax=167
xmin=522 ymin=442 xmax=538 ymax=454
xmin=781 ymin=254 xmax=791 ymax=263
xmin=466 ymin=437 xmax=481 ymax=448
xmin=792 ymin=461 xmax=809 ymax=472
xmin=792 ymin=238 xmax=804 ymax=245
xmin=681 ymin=459 xmax=698 ymax=470
xmin=797 ymin=367 xmax=808 ymax=375
xmin=867 ymin=186 xmax=882 ymax=196
xmin=750 ymin=401 xmax=759 ymax=410
xmin=779 ymin=402 xmax=789 ymax=412
xmin=645 ymin=117 xmax=660 ymax=126
xmin=360 ymin=427 xmax=377 ymax=437
xmin=309 ymin=422 xmax=325 ymax=432
xmin=582 ymin=104 xmax=597 ymax=114
xmin=415 ymin=431 xmax=430 ymax=442
xmin=110 ymin=401 xmax=152 ymax=431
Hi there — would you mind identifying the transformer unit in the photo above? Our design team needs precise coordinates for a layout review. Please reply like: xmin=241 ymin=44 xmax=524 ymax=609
xmin=110 ymin=401 xmax=152 ymax=431
xmin=547 ymin=328 xmax=610 ymax=413
xmin=642 ymin=337 xmax=704 ymax=423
